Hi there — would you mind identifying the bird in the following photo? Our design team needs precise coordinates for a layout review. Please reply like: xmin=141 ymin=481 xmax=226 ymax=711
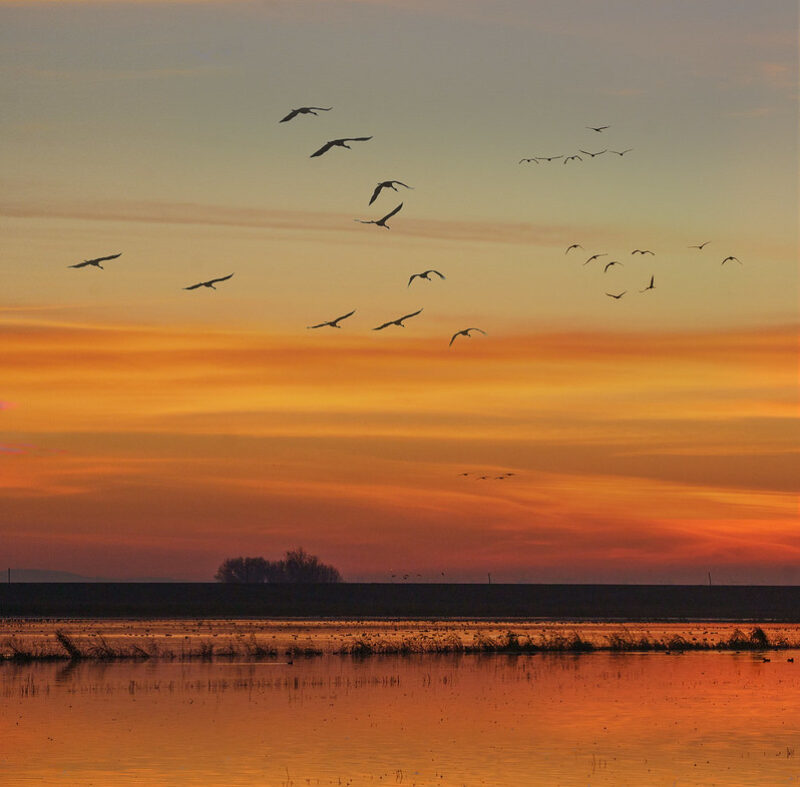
xmin=640 ymin=275 xmax=655 ymax=292
xmin=583 ymin=253 xmax=607 ymax=265
xmin=408 ymin=269 xmax=445 ymax=287
xmin=565 ymin=244 xmax=583 ymax=254
xmin=587 ymin=125 xmax=610 ymax=132
xmin=369 ymin=180 xmax=412 ymax=205
xmin=449 ymin=327 xmax=487 ymax=347
xmin=372 ymin=308 xmax=423 ymax=331
xmin=609 ymin=149 xmax=633 ymax=156
xmin=563 ymin=155 xmax=582 ymax=164
xmin=606 ymin=291 xmax=626 ymax=299
xmin=307 ymin=310 xmax=356 ymax=329
xmin=535 ymin=155 xmax=563 ymax=162
xmin=68 ymin=253 xmax=122 ymax=270
xmin=355 ymin=202 xmax=403 ymax=229
xmin=579 ymin=149 xmax=606 ymax=158
xmin=603 ymin=261 xmax=623 ymax=272
xmin=279 ymin=106 xmax=332 ymax=123
xmin=183 ymin=273 xmax=234 ymax=290
xmin=631 ymin=249 xmax=655 ymax=255
xmin=688 ymin=241 xmax=711 ymax=250
xmin=518 ymin=157 xmax=539 ymax=164
xmin=309 ymin=136 xmax=372 ymax=158
xmin=722 ymin=256 xmax=742 ymax=265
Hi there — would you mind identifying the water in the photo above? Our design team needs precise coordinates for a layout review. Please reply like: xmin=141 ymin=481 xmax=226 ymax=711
xmin=2 ymin=650 xmax=800 ymax=785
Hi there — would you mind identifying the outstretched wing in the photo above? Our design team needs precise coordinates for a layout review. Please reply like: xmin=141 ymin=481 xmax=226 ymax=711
xmin=466 ymin=328 xmax=487 ymax=336
xmin=407 ymin=273 xmax=419 ymax=287
xmin=372 ymin=320 xmax=393 ymax=331
xmin=310 ymin=140 xmax=335 ymax=158
xmin=380 ymin=203 xmax=403 ymax=223
xmin=449 ymin=331 xmax=463 ymax=347
xmin=428 ymin=270 xmax=445 ymax=280
xmin=280 ymin=109 xmax=300 ymax=123
xmin=307 ymin=320 xmax=330 ymax=329
xmin=368 ymin=183 xmax=384 ymax=205
xmin=184 ymin=282 xmax=204 ymax=290
xmin=333 ymin=309 xmax=355 ymax=323
xmin=342 ymin=136 xmax=372 ymax=143
xmin=92 ymin=253 xmax=122 ymax=264
xmin=308 ymin=107 xmax=332 ymax=112
xmin=208 ymin=273 xmax=234 ymax=285
xmin=399 ymin=308 xmax=423 ymax=322
xmin=69 ymin=261 xmax=93 ymax=268
xmin=392 ymin=181 xmax=412 ymax=189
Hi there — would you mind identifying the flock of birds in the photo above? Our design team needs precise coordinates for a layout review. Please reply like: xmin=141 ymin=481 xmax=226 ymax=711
xmin=67 ymin=109 xmax=743 ymax=343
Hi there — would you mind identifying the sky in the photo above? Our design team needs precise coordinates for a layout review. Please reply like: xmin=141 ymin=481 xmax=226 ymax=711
xmin=0 ymin=0 xmax=797 ymax=582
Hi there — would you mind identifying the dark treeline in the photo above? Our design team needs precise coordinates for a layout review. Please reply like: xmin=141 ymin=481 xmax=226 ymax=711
xmin=214 ymin=548 xmax=342 ymax=584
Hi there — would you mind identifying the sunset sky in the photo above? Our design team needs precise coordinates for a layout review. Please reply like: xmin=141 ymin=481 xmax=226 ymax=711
xmin=1 ymin=0 xmax=797 ymax=581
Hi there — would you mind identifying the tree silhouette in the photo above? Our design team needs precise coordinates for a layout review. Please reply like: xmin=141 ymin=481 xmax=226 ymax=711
xmin=214 ymin=548 xmax=342 ymax=584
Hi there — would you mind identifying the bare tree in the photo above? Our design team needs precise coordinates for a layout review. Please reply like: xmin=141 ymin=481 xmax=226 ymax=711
xmin=214 ymin=549 xmax=342 ymax=583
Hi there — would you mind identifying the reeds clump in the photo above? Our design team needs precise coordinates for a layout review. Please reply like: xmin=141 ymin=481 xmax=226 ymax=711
xmin=55 ymin=629 xmax=82 ymax=660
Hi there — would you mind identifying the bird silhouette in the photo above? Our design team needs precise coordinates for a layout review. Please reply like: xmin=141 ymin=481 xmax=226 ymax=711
xmin=721 ymin=256 xmax=742 ymax=265
xmin=583 ymin=253 xmax=608 ymax=265
xmin=631 ymin=249 xmax=655 ymax=255
xmin=640 ymin=276 xmax=655 ymax=292
xmin=449 ymin=327 xmax=487 ymax=347
xmin=183 ymin=273 xmax=234 ymax=290
xmin=518 ymin=157 xmax=539 ymax=164
xmin=68 ymin=253 xmax=122 ymax=270
xmin=689 ymin=241 xmax=711 ymax=250
xmin=309 ymin=136 xmax=372 ymax=158
xmin=565 ymin=243 xmax=583 ymax=254
xmin=563 ymin=155 xmax=582 ymax=164
xmin=609 ymin=149 xmax=633 ymax=156
xmin=279 ymin=106 xmax=332 ymax=123
xmin=579 ymin=149 xmax=606 ymax=158
xmin=603 ymin=261 xmax=623 ymax=272
xmin=606 ymin=291 xmax=626 ymax=299
xmin=369 ymin=180 xmax=412 ymax=205
xmin=408 ymin=269 xmax=445 ymax=287
xmin=587 ymin=125 xmax=610 ymax=132
xmin=355 ymin=202 xmax=403 ymax=229
xmin=535 ymin=155 xmax=563 ymax=162
xmin=373 ymin=308 xmax=423 ymax=331
xmin=307 ymin=310 xmax=356 ymax=329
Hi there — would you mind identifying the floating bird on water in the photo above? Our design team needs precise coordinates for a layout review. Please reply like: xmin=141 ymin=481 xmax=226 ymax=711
xmin=583 ymin=253 xmax=607 ymax=265
xmin=355 ymin=202 xmax=403 ymax=229
xmin=184 ymin=273 xmax=234 ymax=290
xmin=563 ymin=155 xmax=582 ymax=165
xmin=587 ymin=125 xmax=610 ymax=132
xmin=68 ymin=253 xmax=121 ymax=270
xmin=369 ymin=180 xmax=412 ymax=205
xmin=722 ymin=256 xmax=742 ymax=265
xmin=279 ymin=106 xmax=332 ymax=123
xmin=632 ymin=249 xmax=655 ymax=255
xmin=307 ymin=310 xmax=356 ymax=329
xmin=310 ymin=136 xmax=372 ymax=158
xmin=640 ymin=275 xmax=655 ymax=292
xmin=449 ymin=327 xmax=487 ymax=347
xmin=579 ymin=149 xmax=606 ymax=158
xmin=689 ymin=241 xmax=711 ymax=250
xmin=565 ymin=243 xmax=583 ymax=254
xmin=373 ymin=308 xmax=423 ymax=331
xmin=603 ymin=261 xmax=623 ymax=272
xmin=606 ymin=291 xmax=626 ymax=299
xmin=609 ymin=149 xmax=633 ymax=156
xmin=408 ymin=269 xmax=445 ymax=287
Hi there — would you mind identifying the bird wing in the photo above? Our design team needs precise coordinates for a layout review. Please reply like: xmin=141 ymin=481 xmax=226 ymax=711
xmin=429 ymin=270 xmax=445 ymax=279
xmin=407 ymin=274 xmax=419 ymax=287
xmin=449 ymin=331 xmax=463 ymax=347
xmin=69 ymin=261 xmax=92 ymax=268
xmin=466 ymin=328 xmax=487 ymax=336
xmin=310 ymin=140 xmax=335 ymax=157
xmin=334 ymin=310 xmax=355 ymax=323
xmin=380 ymin=203 xmax=403 ymax=222
xmin=307 ymin=321 xmax=329 ymax=329
xmin=208 ymin=273 xmax=234 ymax=285
xmin=343 ymin=136 xmax=372 ymax=142
xmin=308 ymin=107 xmax=332 ymax=111
xmin=392 ymin=181 xmax=412 ymax=189
xmin=399 ymin=308 xmax=423 ymax=322
xmin=368 ymin=184 xmax=384 ymax=205
xmin=280 ymin=109 xmax=300 ymax=123
xmin=93 ymin=253 xmax=121 ymax=263
xmin=184 ymin=282 xmax=204 ymax=290
xmin=372 ymin=320 xmax=393 ymax=331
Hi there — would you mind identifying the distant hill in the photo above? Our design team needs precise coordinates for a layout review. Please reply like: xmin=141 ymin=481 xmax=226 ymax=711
xmin=6 ymin=569 xmax=179 ymax=583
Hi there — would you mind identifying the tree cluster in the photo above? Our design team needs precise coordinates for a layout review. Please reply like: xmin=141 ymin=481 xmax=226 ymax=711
xmin=214 ymin=548 xmax=342 ymax=584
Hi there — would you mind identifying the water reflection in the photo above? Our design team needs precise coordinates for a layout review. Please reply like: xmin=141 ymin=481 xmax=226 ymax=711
xmin=2 ymin=652 xmax=799 ymax=785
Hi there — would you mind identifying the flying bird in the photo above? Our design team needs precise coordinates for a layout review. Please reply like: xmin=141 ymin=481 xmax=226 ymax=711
xmin=640 ymin=275 xmax=655 ymax=292
xmin=355 ymin=202 xmax=403 ymax=229
xmin=579 ymin=149 xmax=606 ymax=158
xmin=603 ymin=261 xmax=623 ymax=272
xmin=587 ymin=125 xmax=610 ymax=132
xmin=369 ymin=180 xmax=412 ymax=205
xmin=68 ymin=253 xmax=122 ymax=270
xmin=565 ymin=243 xmax=583 ymax=254
xmin=606 ymin=291 xmax=626 ymax=299
xmin=563 ymin=155 xmax=582 ymax=164
xmin=372 ymin=308 xmax=423 ymax=331
xmin=307 ymin=310 xmax=356 ymax=329
xmin=632 ymin=249 xmax=655 ymax=255
xmin=279 ymin=106 xmax=332 ymax=123
xmin=518 ymin=157 xmax=539 ymax=164
xmin=183 ymin=273 xmax=234 ymax=290
xmin=721 ymin=256 xmax=742 ymax=265
xmin=583 ymin=253 xmax=608 ymax=265
xmin=309 ymin=136 xmax=372 ymax=158
xmin=408 ymin=269 xmax=445 ymax=287
xmin=536 ymin=155 xmax=563 ymax=162
xmin=609 ymin=149 xmax=633 ymax=156
xmin=449 ymin=327 xmax=487 ymax=347
xmin=689 ymin=241 xmax=711 ymax=250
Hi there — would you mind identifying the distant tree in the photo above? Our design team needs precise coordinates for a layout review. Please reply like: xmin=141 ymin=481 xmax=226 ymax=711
xmin=214 ymin=548 xmax=342 ymax=584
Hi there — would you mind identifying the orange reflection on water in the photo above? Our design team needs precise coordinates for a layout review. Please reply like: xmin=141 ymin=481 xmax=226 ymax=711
xmin=2 ymin=652 xmax=800 ymax=786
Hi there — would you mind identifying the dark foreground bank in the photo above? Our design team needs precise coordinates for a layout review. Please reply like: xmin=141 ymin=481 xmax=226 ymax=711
xmin=1 ymin=583 xmax=800 ymax=620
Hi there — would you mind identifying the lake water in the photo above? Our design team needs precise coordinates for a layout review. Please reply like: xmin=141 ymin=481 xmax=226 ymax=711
xmin=2 ymin=649 xmax=800 ymax=785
